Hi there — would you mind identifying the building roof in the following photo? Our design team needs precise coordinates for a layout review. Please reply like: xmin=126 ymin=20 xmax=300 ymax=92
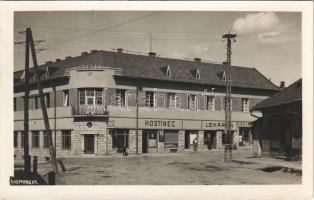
xmin=14 ymin=50 xmax=279 ymax=91
xmin=253 ymin=79 xmax=302 ymax=109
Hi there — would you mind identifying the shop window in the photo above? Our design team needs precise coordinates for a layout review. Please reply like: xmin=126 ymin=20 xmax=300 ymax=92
xmin=145 ymin=91 xmax=155 ymax=108
xmin=242 ymin=98 xmax=249 ymax=112
xmin=164 ymin=131 xmax=178 ymax=148
xmin=43 ymin=131 xmax=49 ymax=148
xmin=205 ymin=95 xmax=215 ymax=111
xmin=62 ymin=130 xmax=71 ymax=149
xmin=188 ymin=94 xmax=198 ymax=110
xmin=63 ymin=90 xmax=69 ymax=106
xmin=14 ymin=131 xmax=18 ymax=148
xmin=79 ymin=88 xmax=103 ymax=106
xmin=116 ymin=89 xmax=126 ymax=107
xmin=31 ymin=131 xmax=40 ymax=148
xmin=111 ymin=129 xmax=129 ymax=148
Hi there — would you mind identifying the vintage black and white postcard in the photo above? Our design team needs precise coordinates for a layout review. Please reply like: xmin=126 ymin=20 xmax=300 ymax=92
xmin=0 ymin=1 xmax=313 ymax=200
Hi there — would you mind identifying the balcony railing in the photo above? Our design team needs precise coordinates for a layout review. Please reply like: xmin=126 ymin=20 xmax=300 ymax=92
xmin=72 ymin=105 xmax=109 ymax=117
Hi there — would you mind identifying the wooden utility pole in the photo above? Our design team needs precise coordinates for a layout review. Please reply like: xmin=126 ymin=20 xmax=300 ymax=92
xmin=222 ymin=32 xmax=236 ymax=163
xmin=27 ymin=27 xmax=59 ymax=173
xmin=23 ymin=28 xmax=31 ymax=173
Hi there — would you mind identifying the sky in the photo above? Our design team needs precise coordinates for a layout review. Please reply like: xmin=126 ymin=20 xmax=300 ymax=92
xmin=14 ymin=11 xmax=301 ymax=86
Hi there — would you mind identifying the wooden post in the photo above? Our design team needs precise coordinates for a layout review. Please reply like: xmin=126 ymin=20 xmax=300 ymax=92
xmin=23 ymin=28 xmax=31 ymax=173
xmin=27 ymin=27 xmax=58 ymax=173
xmin=48 ymin=171 xmax=56 ymax=185
xmin=32 ymin=156 xmax=38 ymax=174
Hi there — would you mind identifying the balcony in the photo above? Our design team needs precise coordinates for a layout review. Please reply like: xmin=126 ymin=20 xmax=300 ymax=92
xmin=72 ymin=105 xmax=109 ymax=117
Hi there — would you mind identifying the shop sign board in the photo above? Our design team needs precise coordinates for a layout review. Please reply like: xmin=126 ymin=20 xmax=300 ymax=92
xmin=202 ymin=121 xmax=237 ymax=130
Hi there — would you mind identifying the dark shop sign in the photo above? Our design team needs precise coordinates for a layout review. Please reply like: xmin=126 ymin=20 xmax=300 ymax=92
xmin=140 ymin=119 xmax=181 ymax=129
xmin=202 ymin=121 xmax=237 ymax=130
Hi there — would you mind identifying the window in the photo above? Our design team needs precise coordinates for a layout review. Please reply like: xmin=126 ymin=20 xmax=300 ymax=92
xmin=45 ymin=93 xmax=50 ymax=108
xmin=21 ymin=132 xmax=24 ymax=147
xmin=14 ymin=131 xmax=18 ymax=148
xmin=242 ymin=98 xmax=249 ymax=112
xmin=166 ymin=65 xmax=171 ymax=77
xmin=168 ymin=93 xmax=178 ymax=109
xmin=62 ymin=130 xmax=71 ymax=149
xmin=205 ymin=95 xmax=215 ymax=111
xmin=188 ymin=94 xmax=198 ymax=110
xmin=31 ymin=131 xmax=40 ymax=148
xmin=116 ymin=89 xmax=126 ymax=107
xmin=222 ymin=96 xmax=232 ymax=111
xmin=43 ymin=131 xmax=49 ymax=148
xmin=14 ymin=97 xmax=17 ymax=111
xmin=33 ymin=96 xmax=39 ymax=110
xmin=196 ymin=69 xmax=201 ymax=79
xmin=146 ymin=91 xmax=155 ymax=108
xmin=63 ymin=90 xmax=69 ymax=106
xmin=79 ymin=88 xmax=103 ymax=106
xmin=111 ymin=129 xmax=129 ymax=148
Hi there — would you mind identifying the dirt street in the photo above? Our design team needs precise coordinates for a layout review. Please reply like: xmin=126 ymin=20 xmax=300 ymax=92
xmin=22 ymin=149 xmax=301 ymax=185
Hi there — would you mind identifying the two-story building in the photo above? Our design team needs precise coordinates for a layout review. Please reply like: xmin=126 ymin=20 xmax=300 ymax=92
xmin=13 ymin=49 xmax=279 ymax=160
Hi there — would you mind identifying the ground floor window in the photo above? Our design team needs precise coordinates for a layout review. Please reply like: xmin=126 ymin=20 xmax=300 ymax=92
xmin=62 ymin=130 xmax=71 ymax=149
xmin=31 ymin=131 xmax=40 ymax=148
xmin=14 ymin=131 xmax=18 ymax=148
xmin=184 ymin=130 xmax=198 ymax=149
xmin=164 ymin=130 xmax=178 ymax=148
xmin=111 ymin=129 xmax=129 ymax=148
xmin=43 ymin=131 xmax=49 ymax=148
xmin=204 ymin=131 xmax=217 ymax=149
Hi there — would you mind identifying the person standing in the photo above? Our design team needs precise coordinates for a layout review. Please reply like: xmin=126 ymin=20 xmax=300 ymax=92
xmin=193 ymin=137 xmax=198 ymax=152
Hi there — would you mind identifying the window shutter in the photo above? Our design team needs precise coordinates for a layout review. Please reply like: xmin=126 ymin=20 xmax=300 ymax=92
xmin=164 ymin=131 xmax=178 ymax=143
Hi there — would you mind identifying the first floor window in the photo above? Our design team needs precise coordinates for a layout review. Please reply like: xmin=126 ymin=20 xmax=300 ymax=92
xmin=116 ymin=89 xmax=126 ymax=107
xmin=168 ymin=93 xmax=178 ymax=109
xmin=62 ymin=130 xmax=71 ymax=149
xmin=14 ymin=97 xmax=17 ymax=111
xmin=111 ymin=129 xmax=129 ymax=148
xmin=79 ymin=88 xmax=103 ymax=106
xmin=45 ymin=93 xmax=50 ymax=108
xmin=242 ymin=98 xmax=249 ymax=112
xmin=63 ymin=90 xmax=69 ymax=106
xmin=146 ymin=91 xmax=155 ymax=108
xmin=14 ymin=131 xmax=18 ymax=148
xmin=33 ymin=96 xmax=39 ymax=110
xmin=43 ymin=131 xmax=49 ymax=148
xmin=188 ymin=94 xmax=198 ymax=110
xmin=222 ymin=96 xmax=233 ymax=111
xmin=205 ymin=95 xmax=215 ymax=111
xmin=31 ymin=131 xmax=40 ymax=148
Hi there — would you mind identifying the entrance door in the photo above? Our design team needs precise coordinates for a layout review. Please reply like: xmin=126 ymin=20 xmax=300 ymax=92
xmin=84 ymin=135 xmax=95 ymax=154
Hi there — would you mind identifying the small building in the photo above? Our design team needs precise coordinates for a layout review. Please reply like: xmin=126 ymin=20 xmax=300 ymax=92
xmin=252 ymin=79 xmax=302 ymax=158
xmin=13 ymin=49 xmax=279 ymax=160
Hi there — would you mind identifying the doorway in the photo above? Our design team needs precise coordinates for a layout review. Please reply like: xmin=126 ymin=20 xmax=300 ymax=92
xmin=185 ymin=130 xmax=197 ymax=149
xmin=84 ymin=135 xmax=95 ymax=154
xmin=142 ymin=130 xmax=157 ymax=153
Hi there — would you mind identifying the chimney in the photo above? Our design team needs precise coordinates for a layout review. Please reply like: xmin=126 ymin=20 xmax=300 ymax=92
xmin=56 ymin=59 xmax=61 ymax=62
xmin=65 ymin=56 xmax=72 ymax=59
xmin=45 ymin=61 xmax=53 ymax=64
xmin=222 ymin=61 xmax=228 ymax=65
xmin=91 ymin=50 xmax=98 ymax=53
xmin=148 ymin=52 xmax=156 ymax=57
xmin=117 ymin=48 xmax=123 ymax=53
xmin=81 ymin=52 xmax=88 ymax=56
xmin=194 ymin=58 xmax=201 ymax=62
xmin=280 ymin=81 xmax=285 ymax=89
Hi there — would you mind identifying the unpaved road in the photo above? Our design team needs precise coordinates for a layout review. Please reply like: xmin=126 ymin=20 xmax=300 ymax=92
xmin=23 ymin=150 xmax=302 ymax=185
